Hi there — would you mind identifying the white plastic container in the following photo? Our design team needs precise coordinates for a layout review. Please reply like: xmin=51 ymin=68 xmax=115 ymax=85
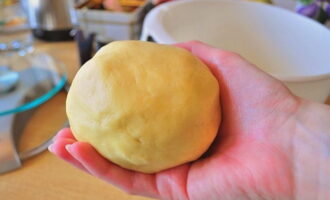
xmin=272 ymin=0 xmax=296 ymax=10
xmin=76 ymin=3 xmax=148 ymax=42
xmin=142 ymin=0 xmax=330 ymax=103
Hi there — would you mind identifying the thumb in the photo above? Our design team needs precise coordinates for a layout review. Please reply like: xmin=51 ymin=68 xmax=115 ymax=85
xmin=175 ymin=41 xmax=278 ymax=95
xmin=175 ymin=41 xmax=292 ymax=126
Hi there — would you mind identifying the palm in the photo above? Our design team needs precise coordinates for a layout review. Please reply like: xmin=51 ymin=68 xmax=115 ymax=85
xmin=50 ymin=41 xmax=299 ymax=200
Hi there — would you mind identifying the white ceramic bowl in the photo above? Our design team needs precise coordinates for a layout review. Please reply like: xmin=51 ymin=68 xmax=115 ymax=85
xmin=142 ymin=0 xmax=330 ymax=102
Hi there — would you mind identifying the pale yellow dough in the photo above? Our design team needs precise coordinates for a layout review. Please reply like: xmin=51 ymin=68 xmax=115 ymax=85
xmin=66 ymin=41 xmax=221 ymax=173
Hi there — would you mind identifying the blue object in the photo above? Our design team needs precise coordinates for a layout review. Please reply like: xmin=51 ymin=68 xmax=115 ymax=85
xmin=0 ymin=75 xmax=67 ymax=116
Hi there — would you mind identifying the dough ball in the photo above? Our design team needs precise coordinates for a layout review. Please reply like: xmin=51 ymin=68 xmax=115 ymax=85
xmin=66 ymin=41 xmax=221 ymax=173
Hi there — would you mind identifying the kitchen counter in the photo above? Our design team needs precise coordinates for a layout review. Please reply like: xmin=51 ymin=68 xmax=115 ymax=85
xmin=1 ymin=41 xmax=329 ymax=200
xmin=0 ymin=41 xmax=152 ymax=200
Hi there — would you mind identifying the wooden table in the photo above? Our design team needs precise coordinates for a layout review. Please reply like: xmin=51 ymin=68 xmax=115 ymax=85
xmin=0 ymin=41 xmax=152 ymax=200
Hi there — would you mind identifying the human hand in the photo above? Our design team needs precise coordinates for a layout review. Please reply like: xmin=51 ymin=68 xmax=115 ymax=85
xmin=49 ymin=41 xmax=330 ymax=199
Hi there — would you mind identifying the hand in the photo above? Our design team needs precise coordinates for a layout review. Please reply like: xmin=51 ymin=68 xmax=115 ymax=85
xmin=49 ymin=41 xmax=330 ymax=199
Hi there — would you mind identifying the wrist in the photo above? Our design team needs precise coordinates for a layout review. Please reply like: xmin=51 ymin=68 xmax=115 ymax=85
xmin=292 ymin=100 xmax=330 ymax=199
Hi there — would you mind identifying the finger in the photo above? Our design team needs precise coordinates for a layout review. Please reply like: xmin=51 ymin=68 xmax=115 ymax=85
xmin=175 ymin=41 xmax=297 ymax=148
xmin=176 ymin=41 xmax=283 ymax=94
xmin=155 ymin=165 xmax=190 ymax=200
xmin=175 ymin=41 xmax=266 ymax=82
xmin=67 ymin=142 xmax=159 ymax=197
xmin=48 ymin=138 xmax=88 ymax=172
xmin=176 ymin=41 xmax=288 ymax=116
xmin=53 ymin=128 xmax=76 ymax=141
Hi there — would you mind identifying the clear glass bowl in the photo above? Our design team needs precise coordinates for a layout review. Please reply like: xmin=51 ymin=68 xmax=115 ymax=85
xmin=0 ymin=2 xmax=67 ymax=116
xmin=0 ymin=50 xmax=67 ymax=116
xmin=0 ymin=2 xmax=68 ymax=173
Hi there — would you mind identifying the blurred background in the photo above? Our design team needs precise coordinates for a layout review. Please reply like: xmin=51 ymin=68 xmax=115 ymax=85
xmin=0 ymin=0 xmax=329 ymax=200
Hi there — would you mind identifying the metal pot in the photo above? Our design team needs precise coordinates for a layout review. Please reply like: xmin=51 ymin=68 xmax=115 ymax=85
xmin=21 ymin=0 xmax=77 ymax=41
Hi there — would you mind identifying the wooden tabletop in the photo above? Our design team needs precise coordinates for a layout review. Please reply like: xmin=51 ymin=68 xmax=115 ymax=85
xmin=0 ymin=41 xmax=153 ymax=200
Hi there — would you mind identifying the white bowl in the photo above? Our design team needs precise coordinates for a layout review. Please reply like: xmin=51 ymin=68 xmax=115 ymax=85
xmin=142 ymin=0 xmax=330 ymax=102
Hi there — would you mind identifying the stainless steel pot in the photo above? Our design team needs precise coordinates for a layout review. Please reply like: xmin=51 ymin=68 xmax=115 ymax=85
xmin=21 ymin=0 xmax=77 ymax=41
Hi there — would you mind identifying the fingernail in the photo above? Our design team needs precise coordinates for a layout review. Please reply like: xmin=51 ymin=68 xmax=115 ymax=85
xmin=65 ymin=144 xmax=72 ymax=152
xmin=48 ymin=144 xmax=54 ymax=153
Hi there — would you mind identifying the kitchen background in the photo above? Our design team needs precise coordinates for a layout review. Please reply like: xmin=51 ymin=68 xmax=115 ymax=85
xmin=0 ymin=0 xmax=329 ymax=199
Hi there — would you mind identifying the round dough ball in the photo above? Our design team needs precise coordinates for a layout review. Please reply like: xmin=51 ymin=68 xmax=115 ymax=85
xmin=66 ymin=41 xmax=221 ymax=173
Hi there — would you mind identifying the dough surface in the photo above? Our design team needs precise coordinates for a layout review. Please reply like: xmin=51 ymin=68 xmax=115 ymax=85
xmin=66 ymin=41 xmax=221 ymax=173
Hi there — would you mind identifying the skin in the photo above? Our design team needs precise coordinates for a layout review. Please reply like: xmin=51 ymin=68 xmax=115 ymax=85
xmin=49 ymin=41 xmax=330 ymax=200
